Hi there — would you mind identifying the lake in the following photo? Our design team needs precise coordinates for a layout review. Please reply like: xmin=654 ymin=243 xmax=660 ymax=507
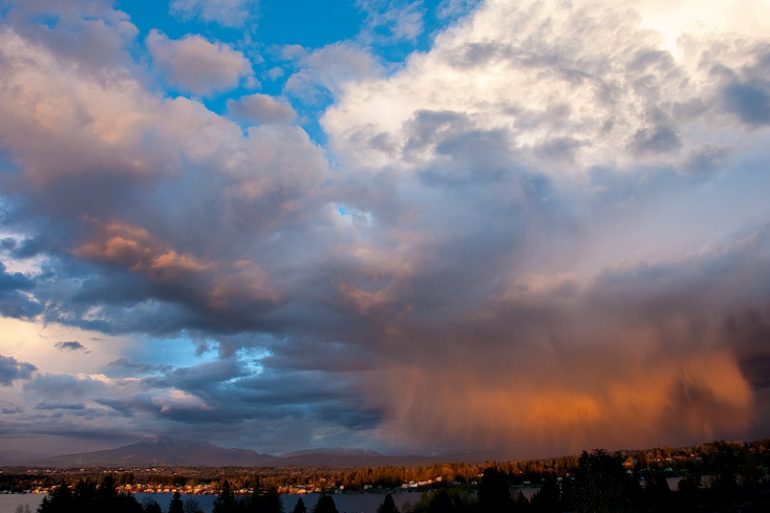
xmin=0 ymin=492 xmax=426 ymax=513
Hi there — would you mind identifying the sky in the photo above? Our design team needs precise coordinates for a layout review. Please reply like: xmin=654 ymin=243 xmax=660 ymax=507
xmin=1 ymin=0 xmax=770 ymax=459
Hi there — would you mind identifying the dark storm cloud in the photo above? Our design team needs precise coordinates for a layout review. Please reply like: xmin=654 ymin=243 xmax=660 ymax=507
xmin=0 ymin=355 xmax=36 ymax=386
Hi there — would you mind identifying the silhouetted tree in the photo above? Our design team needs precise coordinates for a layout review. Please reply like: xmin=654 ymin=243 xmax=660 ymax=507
xmin=641 ymin=470 xmax=672 ymax=513
xmin=292 ymin=498 xmax=308 ymax=513
xmin=38 ymin=477 xmax=141 ymax=513
xmin=573 ymin=450 xmax=637 ymax=513
xmin=478 ymin=468 xmax=513 ymax=513
xmin=312 ymin=495 xmax=339 ymax=513
xmin=38 ymin=482 xmax=73 ymax=513
xmin=143 ymin=500 xmax=163 ymax=513
xmin=169 ymin=491 xmax=185 ymax=513
xmin=378 ymin=493 xmax=399 ymax=513
xmin=413 ymin=488 xmax=473 ymax=513
xmin=531 ymin=476 xmax=559 ymax=513
xmin=184 ymin=498 xmax=205 ymax=513
xmin=213 ymin=481 xmax=239 ymax=513
xmin=709 ymin=442 xmax=739 ymax=502
xmin=512 ymin=490 xmax=530 ymax=513
xmin=261 ymin=488 xmax=284 ymax=513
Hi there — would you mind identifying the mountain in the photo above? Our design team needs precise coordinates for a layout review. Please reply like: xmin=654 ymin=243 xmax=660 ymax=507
xmin=9 ymin=438 xmax=440 ymax=468
xmin=29 ymin=436 xmax=276 ymax=468
xmin=276 ymin=447 xmax=435 ymax=467
xmin=0 ymin=449 xmax=50 ymax=466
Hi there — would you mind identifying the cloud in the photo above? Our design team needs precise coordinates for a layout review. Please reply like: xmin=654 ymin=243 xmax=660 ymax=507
xmin=35 ymin=401 xmax=86 ymax=410
xmin=356 ymin=0 xmax=424 ymax=44
xmin=1 ymin=0 xmax=770 ymax=456
xmin=0 ymin=401 xmax=22 ymax=414
xmin=0 ymin=355 xmax=37 ymax=386
xmin=146 ymin=30 xmax=253 ymax=95
xmin=23 ymin=373 xmax=107 ymax=399
xmin=0 ymin=0 xmax=138 ymax=72
xmin=107 ymin=358 xmax=173 ymax=375
xmin=227 ymin=93 xmax=297 ymax=125
xmin=284 ymin=43 xmax=382 ymax=104
xmin=0 ymin=263 xmax=42 ymax=319
xmin=435 ymin=0 xmax=481 ymax=20
xmin=55 ymin=340 xmax=87 ymax=351
xmin=169 ymin=0 xmax=256 ymax=28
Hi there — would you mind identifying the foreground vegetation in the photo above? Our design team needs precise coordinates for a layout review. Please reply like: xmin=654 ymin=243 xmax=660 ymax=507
xmin=4 ymin=439 xmax=770 ymax=512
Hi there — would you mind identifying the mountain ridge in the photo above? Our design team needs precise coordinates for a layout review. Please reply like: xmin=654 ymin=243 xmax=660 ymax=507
xmin=3 ymin=437 xmax=436 ymax=468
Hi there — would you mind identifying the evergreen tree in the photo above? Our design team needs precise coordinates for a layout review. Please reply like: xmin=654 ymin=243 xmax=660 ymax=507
xmin=38 ymin=478 xmax=141 ymax=513
xmin=531 ymin=476 xmax=559 ymax=513
xmin=261 ymin=488 xmax=284 ymax=513
xmin=573 ymin=450 xmax=637 ymax=513
xmin=377 ymin=493 xmax=399 ymax=513
xmin=312 ymin=495 xmax=339 ymax=513
xmin=38 ymin=481 xmax=72 ymax=513
xmin=292 ymin=497 xmax=307 ymax=513
xmin=478 ymin=467 xmax=513 ymax=513
xmin=169 ymin=491 xmax=185 ymax=513
xmin=213 ymin=481 xmax=239 ymax=513
xmin=184 ymin=498 xmax=205 ymax=513
xmin=143 ymin=500 xmax=163 ymax=513
xmin=512 ymin=490 xmax=530 ymax=513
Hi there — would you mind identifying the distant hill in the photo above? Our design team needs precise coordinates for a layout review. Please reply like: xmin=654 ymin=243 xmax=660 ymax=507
xmin=0 ymin=449 xmax=48 ymax=466
xmin=29 ymin=436 xmax=276 ymax=468
xmin=276 ymin=447 xmax=434 ymax=467
xmin=15 ymin=437 xmax=436 ymax=468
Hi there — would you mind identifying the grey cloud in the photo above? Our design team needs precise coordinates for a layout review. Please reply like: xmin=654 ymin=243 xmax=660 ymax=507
xmin=0 ymin=263 xmax=42 ymax=318
xmin=629 ymin=126 xmax=682 ymax=155
xmin=718 ymin=49 xmax=770 ymax=126
xmin=107 ymin=358 xmax=173 ymax=375
xmin=35 ymin=402 xmax=87 ymax=410
xmin=403 ymin=110 xmax=471 ymax=155
xmin=23 ymin=373 xmax=106 ymax=399
xmin=0 ymin=355 xmax=36 ymax=386
xmin=227 ymin=93 xmax=296 ymax=125
xmin=55 ymin=340 xmax=87 ymax=351
xmin=169 ymin=0 xmax=256 ymax=28
xmin=722 ymin=80 xmax=770 ymax=126
xmin=284 ymin=43 xmax=381 ymax=104
xmin=0 ymin=263 xmax=35 ymax=292
xmin=629 ymin=49 xmax=675 ymax=72
xmin=534 ymin=137 xmax=585 ymax=163
xmin=144 ymin=358 xmax=246 ymax=390
xmin=0 ymin=401 xmax=22 ymax=414
xmin=682 ymin=145 xmax=730 ymax=176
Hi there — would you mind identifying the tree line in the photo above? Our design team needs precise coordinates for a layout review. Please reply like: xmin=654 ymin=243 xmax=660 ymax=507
xmin=33 ymin=444 xmax=770 ymax=513
xmin=7 ymin=437 xmax=770 ymax=496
